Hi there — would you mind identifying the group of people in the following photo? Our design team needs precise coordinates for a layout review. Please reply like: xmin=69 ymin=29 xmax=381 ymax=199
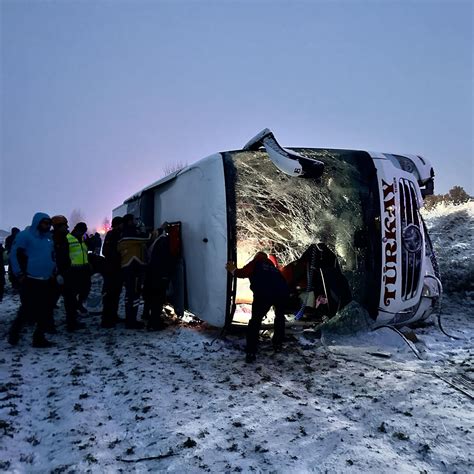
xmin=1 ymin=212 xmax=175 ymax=347
xmin=84 ymin=232 xmax=102 ymax=255
xmin=2 ymin=210 xmax=347 ymax=362
xmin=101 ymin=213 xmax=175 ymax=331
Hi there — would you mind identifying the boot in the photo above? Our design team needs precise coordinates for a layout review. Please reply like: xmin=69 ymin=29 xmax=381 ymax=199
xmin=45 ymin=325 xmax=58 ymax=334
xmin=125 ymin=320 xmax=144 ymax=329
xmin=67 ymin=321 xmax=86 ymax=332
xmin=272 ymin=342 xmax=283 ymax=353
xmin=101 ymin=320 xmax=116 ymax=329
xmin=147 ymin=320 xmax=166 ymax=331
xmin=32 ymin=330 xmax=54 ymax=348
xmin=8 ymin=318 xmax=22 ymax=346
xmin=32 ymin=338 xmax=54 ymax=348
xmin=245 ymin=353 xmax=257 ymax=363
xmin=8 ymin=331 xmax=19 ymax=346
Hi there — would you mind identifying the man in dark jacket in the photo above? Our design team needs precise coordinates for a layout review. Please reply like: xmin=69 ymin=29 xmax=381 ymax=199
xmin=5 ymin=227 xmax=20 ymax=290
xmin=101 ymin=216 xmax=123 ymax=328
xmin=8 ymin=213 xmax=56 ymax=347
xmin=145 ymin=223 xmax=175 ymax=331
xmin=226 ymin=252 xmax=289 ymax=363
xmin=0 ymin=243 xmax=5 ymax=302
xmin=52 ymin=216 xmax=70 ymax=275
xmin=51 ymin=215 xmax=70 ymax=320
xmin=93 ymin=232 xmax=102 ymax=255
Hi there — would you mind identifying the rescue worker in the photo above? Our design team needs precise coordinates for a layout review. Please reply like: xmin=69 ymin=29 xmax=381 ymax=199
xmin=101 ymin=216 xmax=123 ymax=328
xmin=64 ymin=222 xmax=90 ymax=331
xmin=144 ymin=222 xmax=175 ymax=331
xmin=226 ymin=252 xmax=289 ymax=363
xmin=8 ymin=213 xmax=56 ymax=347
xmin=117 ymin=214 xmax=149 ymax=329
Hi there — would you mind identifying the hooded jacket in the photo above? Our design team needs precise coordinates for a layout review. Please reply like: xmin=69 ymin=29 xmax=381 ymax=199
xmin=10 ymin=212 xmax=55 ymax=279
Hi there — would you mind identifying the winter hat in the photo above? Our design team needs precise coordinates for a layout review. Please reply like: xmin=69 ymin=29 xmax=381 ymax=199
xmin=74 ymin=222 xmax=88 ymax=234
xmin=111 ymin=216 xmax=123 ymax=228
xmin=52 ymin=215 xmax=68 ymax=226
xmin=122 ymin=214 xmax=135 ymax=226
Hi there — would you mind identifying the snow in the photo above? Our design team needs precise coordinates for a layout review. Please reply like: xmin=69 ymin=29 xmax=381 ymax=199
xmin=0 ymin=203 xmax=473 ymax=473
xmin=422 ymin=201 xmax=474 ymax=294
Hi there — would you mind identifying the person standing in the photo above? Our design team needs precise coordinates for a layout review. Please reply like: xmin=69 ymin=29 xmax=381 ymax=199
xmin=5 ymin=227 xmax=20 ymax=254
xmin=64 ymin=222 xmax=90 ymax=331
xmin=93 ymin=232 xmax=102 ymax=255
xmin=226 ymin=252 xmax=289 ymax=363
xmin=145 ymin=223 xmax=175 ymax=331
xmin=51 ymin=215 xmax=70 ymax=275
xmin=51 ymin=215 xmax=70 ymax=313
xmin=84 ymin=233 xmax=95 ymax=253
xmin=101 ymin=216 xmax=123 ymax=328
xmin=0 ymin=243 xmax=5 ymax=302
xmin=5 ymin=227 xmax=20 ymax=290
xmin=117 ymin=214 xmax=149 ymax=329
xmin=8 ymin=213 xmax=56 ymax=347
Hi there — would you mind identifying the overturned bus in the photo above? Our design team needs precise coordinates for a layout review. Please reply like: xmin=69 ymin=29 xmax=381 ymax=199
xmin=113 ymin=129 xmax=441 ymax=329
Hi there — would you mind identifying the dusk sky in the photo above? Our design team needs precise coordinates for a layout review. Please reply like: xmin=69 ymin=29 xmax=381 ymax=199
xmin=1 ymin=0 xmax=472 ymax=232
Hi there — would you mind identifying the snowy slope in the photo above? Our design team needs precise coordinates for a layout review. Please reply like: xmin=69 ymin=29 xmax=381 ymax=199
xmin=423 ymin=201 xmax=474 ymax=294
xmin=0 ymin=204 xmax=473 ymax=473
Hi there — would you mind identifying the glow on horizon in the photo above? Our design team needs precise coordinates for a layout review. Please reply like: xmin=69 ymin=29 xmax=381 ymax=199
xmin=1 ymin=1 xmax=472 ymax=231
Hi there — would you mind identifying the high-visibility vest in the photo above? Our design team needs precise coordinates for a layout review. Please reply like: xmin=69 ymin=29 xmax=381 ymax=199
xmin=117 ymin=236 xmax=149 ymax=267
xmin=66 ymin=234 xmax=89 ymax=266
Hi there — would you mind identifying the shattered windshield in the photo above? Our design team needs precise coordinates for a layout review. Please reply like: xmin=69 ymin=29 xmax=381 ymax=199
xmin=226 ymin=148 xmax=381 ymax=317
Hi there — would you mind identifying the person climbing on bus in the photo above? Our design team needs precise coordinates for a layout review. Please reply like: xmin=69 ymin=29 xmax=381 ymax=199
xmin=226 ymin=251 xmax=289 ymax=363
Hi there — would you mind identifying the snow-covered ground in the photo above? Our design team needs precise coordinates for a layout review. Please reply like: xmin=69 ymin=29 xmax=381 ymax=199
xmin=0 ymin=202 xmax=473 ymax=473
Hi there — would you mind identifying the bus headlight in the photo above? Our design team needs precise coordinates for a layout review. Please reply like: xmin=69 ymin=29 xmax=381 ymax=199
xmin=396 ymin=156 xmax=416 ymax=174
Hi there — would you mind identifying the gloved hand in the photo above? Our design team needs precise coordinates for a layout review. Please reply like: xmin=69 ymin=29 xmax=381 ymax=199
xmin=225 ymin=261 xmax=237 ymax=274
